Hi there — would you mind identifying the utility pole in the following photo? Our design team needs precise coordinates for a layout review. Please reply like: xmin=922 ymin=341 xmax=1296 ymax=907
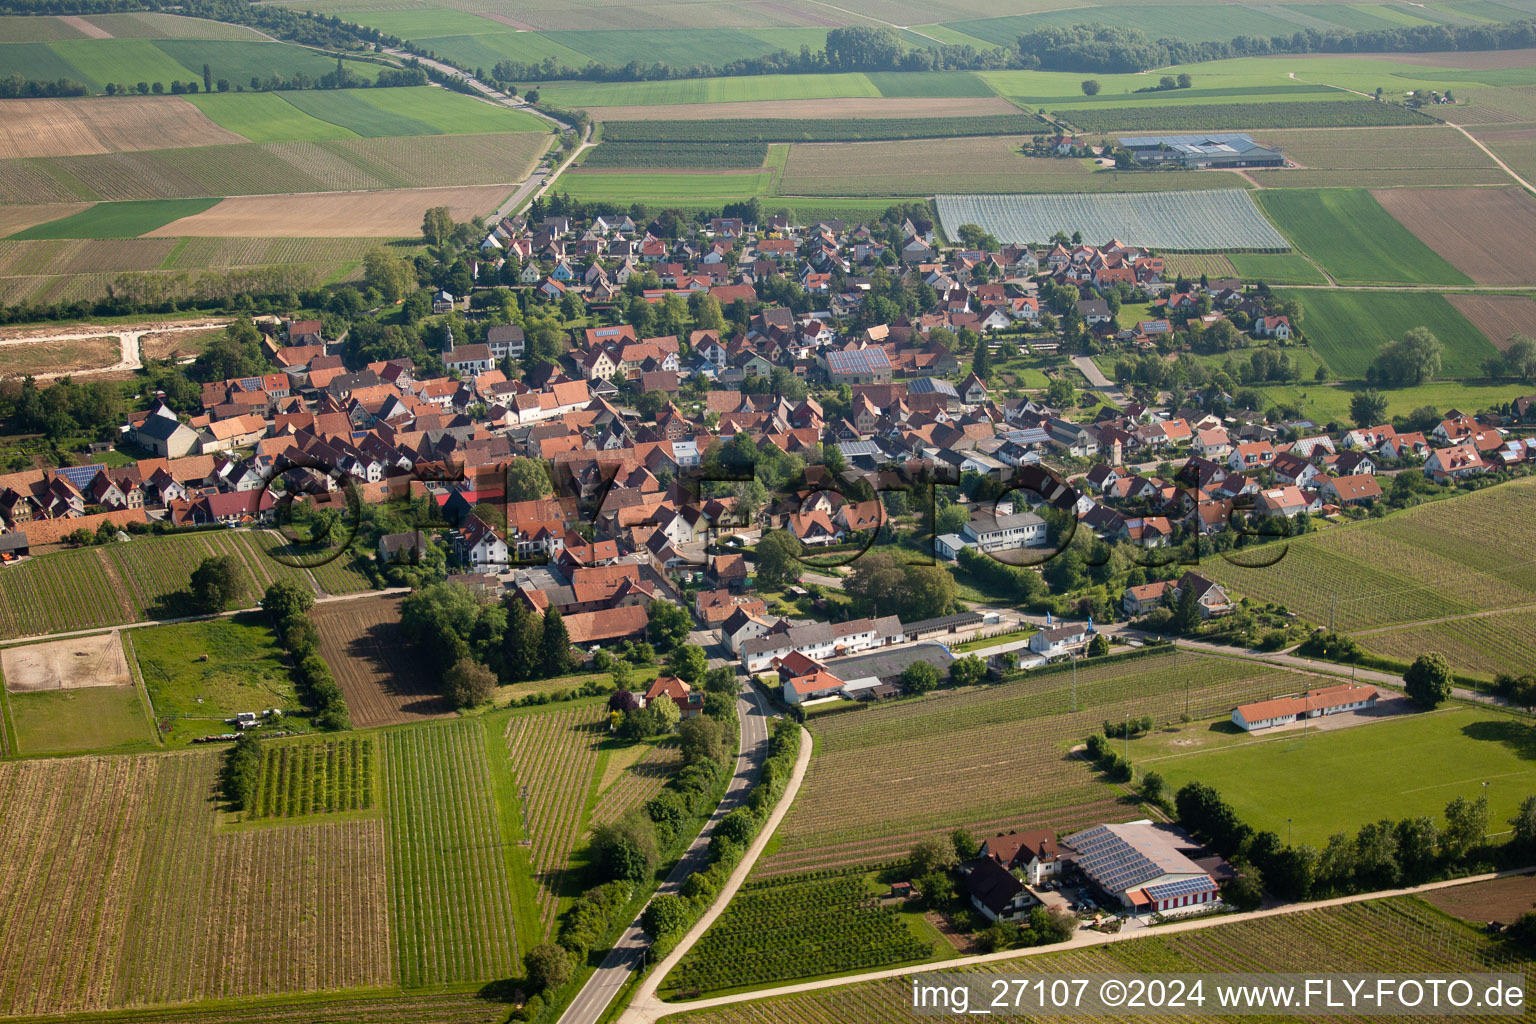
xmin=1124 ymin=711 xmax=1129 ymax=762
xmin=1329 ymin=594 xmax=1336 ymax=633
xmin=1288 ymin=817 xmax=1293 ymax=845
xmin=1072 ymin=654 xmax=1077 ymax=712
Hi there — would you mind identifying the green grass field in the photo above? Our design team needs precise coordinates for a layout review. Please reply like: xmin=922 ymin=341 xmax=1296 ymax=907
xmin=47 ymin=37 xmax=197 ymax=90
xmin=865 ymin=71 xmax=993 ymax=98
xmin=1256 ymin=378 xmax=1536 ymax=425
xmin=279 ymin=88 xmax=451 ymax=138
xmin=0 ymin=41 xmax=85 ymax=82
xmin=5 ymin=684 xmax=156 ymax=755
xmin=339 ymin=86 xmax=546 ymax=133
xmin=188 ymin=91 xmax=360 ymax=142
xmin=1277 ymin=287 xmax=1498 ymax=379
xmin=538 ymin=72 xmax=881 ymax=107
xmin=1258 ymin=188 xmax=1474 ymax=285
xmin=7 ymin=199 xmax=219 ymax=239
xmin=0 ymin=15 xmax=92 ymax=41
xmin=133 ymin=615 xmax=300 ymax=744
xmin=561 ymin=168 xmax=778 ymax=202
xmin=1228 ymin=251 xmax=1329 ymax=284
xmin=154 ymin=39 xmax=380 ymax=87
xmin=1149 ymin=706 xmax=1536 ymax=846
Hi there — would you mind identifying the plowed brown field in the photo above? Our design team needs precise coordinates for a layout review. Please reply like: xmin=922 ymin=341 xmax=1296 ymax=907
xmin=1372 ymin=186 xmax=1536 ymax=286
xmin=1447 ymin=294 xmax=1536 ymax=349
xmin=0 ymin=97 xmax=245 ymax=160
xmin=312 ymin=595 xmax=451 ymax=729
xmin=143 ymin=185 xmax=509 ymax=237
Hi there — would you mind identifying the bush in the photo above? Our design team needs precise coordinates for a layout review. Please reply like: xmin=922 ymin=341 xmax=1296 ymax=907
xmin=221 ymin=733 xmax=261 ymax=810
xmin=523 ymin=942 xmax=571 ymax=992
xmin=445 ymin=656 xmax=497 ymax=708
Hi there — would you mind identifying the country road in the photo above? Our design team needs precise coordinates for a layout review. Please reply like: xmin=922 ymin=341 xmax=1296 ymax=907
xmin=555 ymin=681 xmax=776 ymax=1024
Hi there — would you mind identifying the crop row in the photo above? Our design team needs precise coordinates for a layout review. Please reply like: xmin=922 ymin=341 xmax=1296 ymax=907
xmin=504 ymin=702 xmax=606 ymax=936
xmin=775 ymin=653 xmax=1316 ymax=856
xmin=385 ymin=721 xmax=521 ymax=988
xmin=936 ymin=189 xmax=1286 ymax=251
xmin=602 ymin=115 xmax=1042 ymax=144
xmin=0 ymin=751 xmax=390 ymax=1016
xmin=666 ymin=870 xmax=931 ymax=994
xmin=1056 ymin=100 xmax=1433 ymax=132
xmin=249 ymin=737 xmax=375 ymax=820
xmin=0 ymin=134 xmax=549 ymax=205
xmin=663 ymin=898 xmax=1512 ymax=1024
xmin=582 ymin=141 xmax=768 ymax=169
xmin=591 ymin=736 xmax=681 ymax=827
xmin=0 ymin=545 xmax=129 ymax=639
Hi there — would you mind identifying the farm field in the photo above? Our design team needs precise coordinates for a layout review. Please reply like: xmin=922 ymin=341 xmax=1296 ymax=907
xmin=1203 ymin=477 xmax=1536 ymax=636
xmin=0 ymin=333 xmax=118 ymax=375
xmin=143 ymin=185 xmax=510 ymax=238
xmin=132 ymin=616 xmax=300 ymax=744
xmin=1355 ymin=610 xmax=1536 ymax=680
xmin=0 ymin=237 xmax=178 ymax=274
xmin=1473 ymin=126 xmax=1536 ymax=183
xmin=1151 ymin=706 xmax=1536 ymax=846
xmin=1275 ymin=287 xmax=1497 ymax=379
xmin=160 ymin=235 xmax=400 ymax=270
xmin=186 ymin=91 xmax=358 ymax=143
xmin=935 ymin=190 xmax=1286 ymax=251
xmin=760 ymin=649 xmax=1333 ymax=876
xmin=8 ymin=199 xmax=219 ymax=238
xmin=1255 ymin=125 xmax=1506 ymax=188
xmin=384 ymin=719 xmax=523 ymax=988
xmin=600 ymin=115 xmax=1040 ymax=143
xmin=0 ymin=750 xmax=391 ymax=1017
xmin=1372 ymin=186 xmax=1536 ymax=286
xmin=0 ymin=631 xmax=129 ymax=691
xmin=584 ymin=96 xmax=1020 ymax=121
xmin=311 ymin=595 xmax=452 ymax=729
xmin=780 ymin=139 xmax=1244 ymax=195
xmin=539 ymin=73 xmax=881 ymax=107
xmin=1257 ymin=189 xmax=1473 ymax=285
xmin=0 ymin=132 xmax=548 ymax=206
xmin=246 ymin=735 xmax=376 ymax=821
xmin=656 ymin=897 xmax=1528 ymax=1024
xmin=582 ymin=141 xmax=769 ymax=170
xmin=1446 ymin=293 xmax=1536 ymax=347
xmin=4 ymin=684 xmax=154 ymax=755
xmin=561 ymin=168 xmax=780 ymax=204
xmin=591 ymin=735 xmax=681 ymax=827
xmin=662 ymin=869 xmax=935 ymax=996
xmin=1228 ymin=251 xmax=1329 ymax=284
xmin=0 ymin=544 xmax=132 ymax=639
xmin=0 ymin=202 xmax=92 ymax=237
xmin=0 ymin=95 xmax=245 ymax=159
xmin=1055 ymin=100 xmax=1434 ymax=131
xmin=503 ymin=701 xmax=607 ymax=936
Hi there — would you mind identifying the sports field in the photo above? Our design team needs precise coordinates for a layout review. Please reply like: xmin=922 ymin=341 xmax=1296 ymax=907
xmin=1150 ymin=706 xmax=1536 ymax=846
xmin=1275 ymin=287 xmax=1497 ymax=379
xmin=1256 ymin=189 xmax=1475 ymax=286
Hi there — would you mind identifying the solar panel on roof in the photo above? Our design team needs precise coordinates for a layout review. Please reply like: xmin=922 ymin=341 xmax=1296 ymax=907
xmin=1145 ymin=877 xmax=1213 ymax=900
xmin=57 ymin=464 xmax=105 ymax=489
xmin=239 ymin=377 xmax=262 ymax=390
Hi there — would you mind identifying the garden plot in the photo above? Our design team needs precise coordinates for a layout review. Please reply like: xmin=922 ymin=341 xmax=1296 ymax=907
xmin=936 ymin=190 xmax=1287 ymax=251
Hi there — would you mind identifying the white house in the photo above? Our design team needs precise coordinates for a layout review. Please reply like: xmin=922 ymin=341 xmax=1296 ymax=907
xmin=1231 ymin=683 xmax=1378 ymax=732
xmin=1028 ymin=623 xmax=1089 ymax=656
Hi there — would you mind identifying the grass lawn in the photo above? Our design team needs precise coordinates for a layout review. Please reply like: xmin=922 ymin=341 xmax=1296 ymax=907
xmin=7 ymin=198 xmax=219 ymax=240
xmin=133 ymin=615 xmax=300 ymax=744
xmin=1149 ymin=705 xmax=1536 ymax=846
xmin=6 ymin=685 xmax=157 ymax=755
xmin=1278 ymin=288 xmax=1498 ymax=380
xmin=1256 ymin=189 xmax=1472 ymax=286
xmin=1256 ymin=377 xmax=1536 ymax=425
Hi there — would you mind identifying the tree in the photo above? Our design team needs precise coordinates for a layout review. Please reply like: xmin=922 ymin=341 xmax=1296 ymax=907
xmin=1140 ymin=769 xmax=1165 ymax=804
xmin=590 ymin=816 xmax=657 ymax=882
xmin=1046 ymin=375 xmax=1076 ymax=409
xmin=1403 ymin=652 xmax=1453 ymax=708
xmin=647 ymin=600 xmax=692 ymax=652
xmin=609 ymin=688 xmax=639 ymax=714
xmin=641 ymin=894 xmax=691 ymax=941
xmin=190 ymin=555 xmax=244 ymax=611
xmin=1503 ymin=335 xmax=1536 ymax=380
xmin=445 ymin=656 xmax=496 ymax=708
xmin=540 ymin=607 xmax=571 ymax=677
xmin=504 ymin=457 xmax=553 ymax=501
xmin=1511 ymin=795 xmax=1536 ymax=850
xmin=1087 ymin=633 xmax=1111 ymax=657
xmin=1221 ymin=862 xmax=1264 ymax=911
xmin=262 ymin=578 xmax=313 ymax=621
xmin=1349 ymin=388 xmax=1387 ymax=428
xmin=899 ymin=661 xmax=941 ymax=696
xmin=1372 ymin=326 xmax=1442 ymax=386
xmin=523 ymin=942 xmax=571 ymax=992
xmin=753 ymin=529 xmax=802 ymax=584
xmin=650 ymin=692 xmax=681 ymax=731
xmin=910 ymin=834 xmax=959 ymax=878
xmin=948 ymin=655 xmax=986 ymax=688
xmin=1177 ymin=72 xmax=1192 ymax=88
xmin=971 ymin=334 xmax=992 ymax=382
xmin=421 ymin=206 xmax=454 ymax=248
xmin=1442 ymin=794 xmax=1489 ymax=860
xmin=679 ymin=715 xmax=727 ymax=767
xmin=1081 ymin=79 xmax=1101 ymax=95
xmin=665 ymin=643 xmax=707 ymax=685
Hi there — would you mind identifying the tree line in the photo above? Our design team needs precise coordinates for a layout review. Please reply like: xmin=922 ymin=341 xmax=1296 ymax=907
xmin=438 ymin=18 xmax=1536 ymax=83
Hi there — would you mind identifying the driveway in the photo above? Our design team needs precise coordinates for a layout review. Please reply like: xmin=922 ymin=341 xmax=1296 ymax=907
xmin=1071 ymin=354 xmax=1130 ymax=406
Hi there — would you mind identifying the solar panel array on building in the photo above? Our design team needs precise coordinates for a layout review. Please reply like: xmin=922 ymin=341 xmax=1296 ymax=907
xmin=1062 ymin=821 xmax=1222 ymax=915
xmin=1117 ymin=134 xmax=1284 ymax=169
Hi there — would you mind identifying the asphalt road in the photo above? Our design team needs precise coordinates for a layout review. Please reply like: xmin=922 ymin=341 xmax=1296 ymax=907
xmin=554 ymin=681 xmax=774 ymax=1024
